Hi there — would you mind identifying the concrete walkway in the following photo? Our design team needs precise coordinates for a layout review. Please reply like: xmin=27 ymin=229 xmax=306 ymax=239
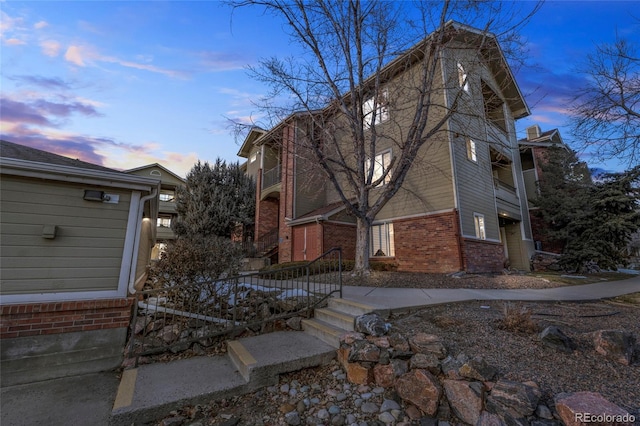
xmin=1 ymin=276 xmax=638 ymax=426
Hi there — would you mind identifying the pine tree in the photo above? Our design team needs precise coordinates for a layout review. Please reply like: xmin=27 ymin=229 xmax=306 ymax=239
xmin=172 ymin=159 xmax=255 ymax=239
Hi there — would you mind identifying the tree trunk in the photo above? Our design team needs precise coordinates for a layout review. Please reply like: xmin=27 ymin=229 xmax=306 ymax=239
xmin=353 ymin=217 xmax=371 ymax=275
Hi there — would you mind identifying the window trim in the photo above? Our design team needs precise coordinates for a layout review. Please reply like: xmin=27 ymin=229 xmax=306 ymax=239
xmin=466 ymin=138 xmax=477 ymax=163
xmin=367 ymin=149 xmax=392 ymax=187
xmin=473 ymin=213 xmax=486 ymax=240
xmin=457 ymin=62 xmax=470 ymax=93
xmin=363 ymin=89 xmax=389 ymax=129
xmin=370 ymin=222 xmax=395 ymax=257
xmin=249 ymin=151 xmax=258 ymax=163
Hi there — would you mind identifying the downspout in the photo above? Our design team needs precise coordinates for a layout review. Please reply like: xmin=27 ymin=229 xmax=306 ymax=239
xmin=128 ymin=187 xmax=158 ymax=294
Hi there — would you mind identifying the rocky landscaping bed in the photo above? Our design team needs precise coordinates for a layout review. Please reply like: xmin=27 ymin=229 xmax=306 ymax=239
xmin=154 ymin=293 xmax=639 ymax=426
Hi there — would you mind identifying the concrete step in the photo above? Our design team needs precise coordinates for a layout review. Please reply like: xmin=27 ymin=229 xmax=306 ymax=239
xmin=227 ymin=331 xmax=335 ymax=384
xmin=314 ymin=307 xmax=356 ymax=331
xmin=111 ymin=331 xmax=335 ymax=426
xmin=302 ymin=318 xmax=345 ymax=348
xmin=328 ymin=297 xmax=389 ymax=318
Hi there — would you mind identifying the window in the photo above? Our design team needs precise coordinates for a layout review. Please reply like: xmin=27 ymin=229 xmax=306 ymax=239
xmin=363 ymin=90 xmax=389 ymax=128
xmin=159 ymin=190 xmax=175 ymax=202
xmin=250 ymin=151 xmax=258 ymax=163
xmin=457 ymin=62 xmax=470 ymax=93
xmin=466 ymin=138 xmax=477 ymax=162
xmin=371 ymin=223 xmax=395 ymax=257
xmin=474 ymin=213 xmax=486 ymax=240
xmin=157 ymin=216 xmax=171 ymax=228
xmin=368 ymin=150 xmax=392 ymax=187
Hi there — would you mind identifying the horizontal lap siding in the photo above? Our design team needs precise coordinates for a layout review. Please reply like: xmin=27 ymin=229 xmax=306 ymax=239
xmin=1 ymin=177 xmax=131 ymax=295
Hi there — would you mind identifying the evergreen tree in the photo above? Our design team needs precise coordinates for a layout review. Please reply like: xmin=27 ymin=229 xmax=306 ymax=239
xmin=172 ymin=159 xmax=255 ymax=239
xmin=535 ymin=153 xmax=640 ymax=272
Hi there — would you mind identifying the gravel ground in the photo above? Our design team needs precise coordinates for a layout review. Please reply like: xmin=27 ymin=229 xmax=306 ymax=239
xmin=154 ymin=274 xmax=640 ymax=426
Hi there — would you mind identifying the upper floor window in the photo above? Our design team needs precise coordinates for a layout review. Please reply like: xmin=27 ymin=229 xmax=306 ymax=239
xmin=474 ymin=213 xmax=486 ymax=240
xmin=457 ymin=63 xmax=470 ymax=93
xmin=159 ymin=190 xmax=175 ymax=202
xmin=466 ymin=138 xmax=477 ymax=162
xmin=363 ymin=90 xmax=389 ymax=128
xmin=250 ymin=151 xmax=258 ymax=163
xmin=368 ymin=149 xmax=392 ymax=187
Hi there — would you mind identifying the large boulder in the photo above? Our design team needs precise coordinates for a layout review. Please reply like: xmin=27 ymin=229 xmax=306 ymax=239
xmin=459 ymin=356 xmax=497 ymax=381
xmin=540 ymin=326 xmax=576 ymax=353
xmin=355 ymin=313 xmax=389 ymax=337
xmin=443 ymin=380 xmax=484 ymax=425
xmin=395 ymin=369 xmax=442 ymax=416
xmin=408 ymin=333 xmax=447 ymax=359
xmin=554 ymin=392 xmax=633 ymax=426
xmin=486 ymin=380 xmax=541 ymax=420
xmin=348 ymin=340 xmax=381 ymax=363
xmin=592 ymin=330 xmax=635 ymax=365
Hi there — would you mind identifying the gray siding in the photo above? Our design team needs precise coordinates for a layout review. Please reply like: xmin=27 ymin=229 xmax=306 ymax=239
xmin=1 ymin=176 xmax=131 ymax=295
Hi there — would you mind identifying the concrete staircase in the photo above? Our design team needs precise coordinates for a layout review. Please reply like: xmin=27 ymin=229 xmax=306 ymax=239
xmin=301 ymin=298 xmax=389 ymax=348
xmin=111 ymin=298 xmax=385 ymax=425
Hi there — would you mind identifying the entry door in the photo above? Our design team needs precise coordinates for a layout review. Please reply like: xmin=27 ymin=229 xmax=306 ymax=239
xmin=292 ymin=225 xmax=319 ymax=261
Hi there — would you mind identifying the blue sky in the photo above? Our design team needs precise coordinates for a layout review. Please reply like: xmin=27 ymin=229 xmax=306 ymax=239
xmin=1 ymin=1 xmax=638 ymax=176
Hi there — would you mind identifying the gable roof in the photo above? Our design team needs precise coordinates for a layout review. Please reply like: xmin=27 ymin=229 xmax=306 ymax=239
xmin=125 ymin=163 xmax=186 ymax=183
xmin=0 ymin=140 xmax=117 ymax=173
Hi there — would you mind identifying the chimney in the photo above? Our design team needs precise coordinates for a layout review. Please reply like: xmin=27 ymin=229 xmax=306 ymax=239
xmin=526 ymin=125 xmax=541 ymax=140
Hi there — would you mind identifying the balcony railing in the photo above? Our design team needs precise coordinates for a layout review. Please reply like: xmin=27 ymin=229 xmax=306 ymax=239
xmin=262 ymin=165 xmax=281 ymax=190
xmin=493 ymin=178 xmax=517 ymax=194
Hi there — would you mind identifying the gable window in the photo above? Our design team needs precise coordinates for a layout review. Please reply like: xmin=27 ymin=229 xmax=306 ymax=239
xmin=368 ymin=149 xmax=392 ymax=187
xmin=466 ymin=138 xmax=477 ymax=162
xmin=363 ymin=90 xmax=389 ymax=128
xmin=473 ymin=213 xmax=486 ymax=240
xmin=457 ymin=63 xmax=470 ymax=93
xmin=371 ymin=222 xmax=395 ymax=257
xmin=250 ymin=151 xmax=258 ymax=163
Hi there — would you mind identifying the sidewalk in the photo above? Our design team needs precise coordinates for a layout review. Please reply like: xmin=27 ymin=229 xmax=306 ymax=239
xmin=1 ymin=276 xmax=638 ymax=426
xmin=341 ymin=274 xmax=640 ymax=311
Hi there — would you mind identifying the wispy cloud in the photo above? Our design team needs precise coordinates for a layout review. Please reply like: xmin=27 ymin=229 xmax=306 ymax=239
xmin=40 ymin=39 xmax=61 ymax=57
xmin=4 ymin=38 xmax=26 ymax=46
xmin=34 ymin=20 xmax=48 ymax=30
xmin=10 ymin=75 xmax=72 ymax=90
xmin=197 ymin=50 xmax=250 ymax=72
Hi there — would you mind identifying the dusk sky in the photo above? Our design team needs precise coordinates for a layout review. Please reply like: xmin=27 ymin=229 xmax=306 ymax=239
xmin=1 ymin=1 xmax=638 ymax=177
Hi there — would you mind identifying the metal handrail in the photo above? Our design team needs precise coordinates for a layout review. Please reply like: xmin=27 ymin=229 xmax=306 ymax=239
xmin=262 ymin=165 xmax=281 ymax=189
xmin=126 ymin=248 xmax=343 ymax=364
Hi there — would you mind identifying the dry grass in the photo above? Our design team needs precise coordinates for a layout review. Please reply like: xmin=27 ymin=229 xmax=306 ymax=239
xmin=495 ymin=302 xmax=540 ymax=334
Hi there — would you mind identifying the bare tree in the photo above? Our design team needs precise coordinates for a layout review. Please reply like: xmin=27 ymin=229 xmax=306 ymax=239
xmin=229 ymin=0 xmax=539 ymax=274
xmin=569 ymin=36 xmax=640 ymax=167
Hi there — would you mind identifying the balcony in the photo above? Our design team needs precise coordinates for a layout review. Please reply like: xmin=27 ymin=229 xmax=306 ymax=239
xmin=494 ymin=178 xmax=521 ymax=220
xmin=260 ymin=165 xmax=281 ymax=200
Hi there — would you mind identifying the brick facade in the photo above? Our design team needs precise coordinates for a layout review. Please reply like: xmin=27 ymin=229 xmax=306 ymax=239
xmin=323 ymin=222 xmax=357 ymax=260
xmin=0 ymin=298 xmax=134 ymax=339
xmin=278 ymin=125 xmax=296 ymax=263
xmin=392 ymin=211 xmax=464 ymax=273
xmin=462 ymin=238 xmax=505 ymax=273
xmin=256 ymin=197 xmax=279 ymax=241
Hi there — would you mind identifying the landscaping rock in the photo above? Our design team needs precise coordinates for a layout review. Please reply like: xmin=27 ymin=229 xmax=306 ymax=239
xmin=408 ymin=333 xmax=447 ymax=359
xmin=348 ymin=340 xmax=381 ymax=363
xmin=554 ymin=392 xmax=633 ymax=426
xmin=540 ymin=326 xmax=576 ymax=353
xmin=395 ymin=369 xmax=442 ymax=416
xmin=459 ymin=356 xmax=497 ymax=381
xmin=388 ymin=332 xmax=411 ymax=352
xmin=355 ymin=313 xmax=389 ymax=337
xmin=443 ymin=379 xmax=484 ymax=425
xmin=340 ymin=331 xmax=365 ymax=345
xmin=373 ymin=364 xmax=395 ymax=388
xmin=337 ymin=347 xmax=374 ymax=385
xmin=592 ymin=330 xmax=635 ymax=365
xmin=409 ymin=352 xmax=441 ymax=374
xmin=486 ymin=380 xmax=541 ymax=419
xmin=476 ymin=411 xmax=507 ymax=426
xmin=286 ymin=316 xmax=303 ymax=331
xmin=368 ymin=336 xmax=391 ymax=348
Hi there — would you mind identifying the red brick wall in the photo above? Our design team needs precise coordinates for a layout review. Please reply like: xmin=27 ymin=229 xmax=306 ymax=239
xmin=393 ymin=211 xmax=464 ymax=273
xmin=0 ymin=298 xmax=134 ymax=339
xmin=323 ymin=222 xmax=357 ymax=260
xmin=279 ymin=125 xmax=296 ymax=263
xmin=529 ymin=213 xmax=564 ymax=254
xmin=256 ymin=197 xmax=279 ymax=241
xmin=462 ymin=238 xmax=505 ymax=273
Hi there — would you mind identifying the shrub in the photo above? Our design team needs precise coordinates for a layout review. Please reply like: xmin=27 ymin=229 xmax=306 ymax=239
xmin=151 ymin=235 xmax=243 ymax=287
xmin=496 ymin=302 xmax=539 ymax=334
